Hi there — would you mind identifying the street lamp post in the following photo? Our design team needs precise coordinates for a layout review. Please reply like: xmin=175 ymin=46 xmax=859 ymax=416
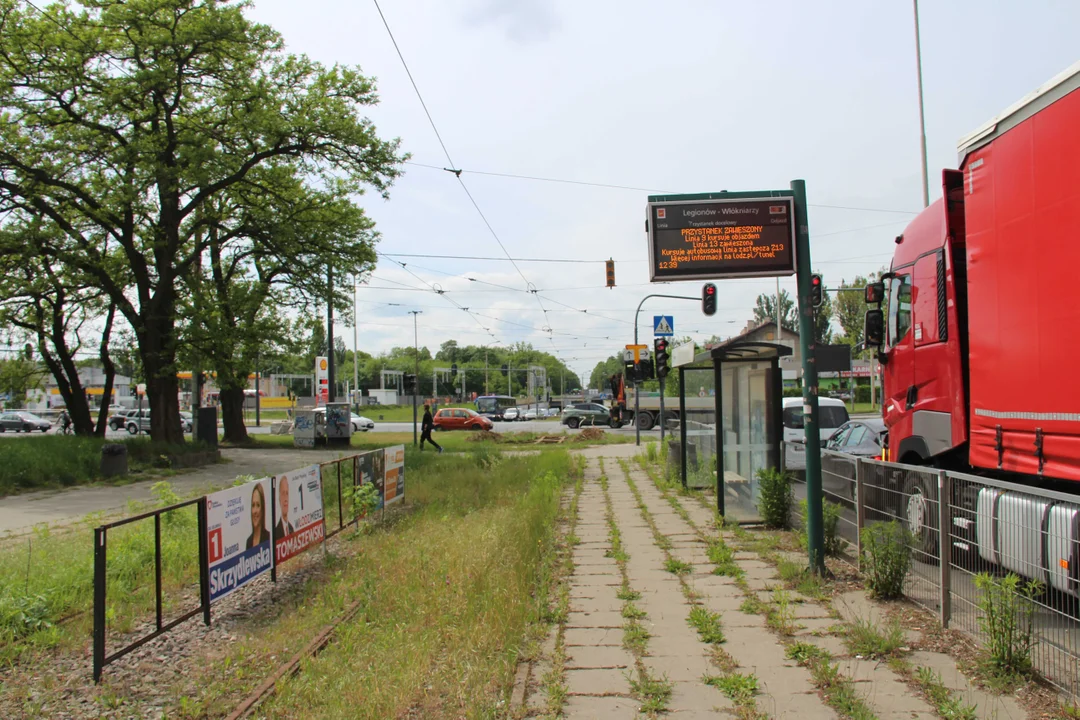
xmin=913 ymin=0 xmax=930 ymax=208
xmin=409 ymin=310 xmax=421 ymax=446
xmin=353 ymin=276 xmax=359 ymax=411
xmin=632 ymin=293 xmax=698 ymax=447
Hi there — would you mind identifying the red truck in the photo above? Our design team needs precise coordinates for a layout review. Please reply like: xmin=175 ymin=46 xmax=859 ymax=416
xmin=864 ymin=62 xmax=1080 ymax=592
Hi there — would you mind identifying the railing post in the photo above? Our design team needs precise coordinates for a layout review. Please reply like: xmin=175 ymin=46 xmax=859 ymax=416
xmin=92 ymin=527 xmax=107 ymax=683
xmin=337 ymin=461 xmax=344 ymax=531
xmin=198 ymin=498 xmax=212 ymax=626
xmin=154 ymin=514 xmax=163 ymax=631
xmin=855 ymin=459 xmax=866 ymax=571
xmin=270 ymin=482 xmax=277 ymax=583
xmin=938 ymin=470 xmax=952 ymax=629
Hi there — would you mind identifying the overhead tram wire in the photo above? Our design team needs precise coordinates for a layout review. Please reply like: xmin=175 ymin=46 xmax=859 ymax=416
xmin=404 ymin=161 xmax=921 ymax=216
xmin=371 ymin=0 xmax=582 ymax=370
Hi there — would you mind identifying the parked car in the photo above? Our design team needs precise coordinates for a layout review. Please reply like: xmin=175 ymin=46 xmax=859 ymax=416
xmin=0 ymin=411 xmax=51 ymax=433
xmin=108 ymin=408 xmax=140 ymax=430
xmin=432 ymin=408 xmax=493 ymax=431
xmin=126 ymin=409 xmax=151 ymax=434
xmin=179 ymin=412 xmax=193 ymax=433
xmin=561 ymin=403 xmax=616 ymax=429
xmin=502 ymin=407 xmax=521 ymax=422
xmin=351 ymin=414 xmax=375 ymax=432
xmin=522 ymin=409 xmax=539 ymax=421
xmin=545 ymin=407 xmax=561 ymax=417
xmin=782 ymin=397 xmax=850 ymax=472
xmin=820 ymin=419 xmax=887 ymax=502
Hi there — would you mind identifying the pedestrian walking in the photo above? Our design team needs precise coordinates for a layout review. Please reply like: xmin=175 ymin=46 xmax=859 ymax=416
xmin=420 ymin=405 xmax=442 ymax=453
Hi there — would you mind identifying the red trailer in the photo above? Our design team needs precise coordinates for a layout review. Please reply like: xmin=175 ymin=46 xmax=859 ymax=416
xmin=879 ymin=60 xmax=1080 ymax=483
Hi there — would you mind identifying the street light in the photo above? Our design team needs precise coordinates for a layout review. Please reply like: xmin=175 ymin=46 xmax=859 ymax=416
xmin=914 ymin=0 xmax=930 ymax=208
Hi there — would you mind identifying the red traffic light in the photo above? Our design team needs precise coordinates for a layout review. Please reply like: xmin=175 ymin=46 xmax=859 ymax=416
xmin=705 ymin=284 xmax=715 ymax=294
xmin=702 ymin=282 xmax=717 ymax=316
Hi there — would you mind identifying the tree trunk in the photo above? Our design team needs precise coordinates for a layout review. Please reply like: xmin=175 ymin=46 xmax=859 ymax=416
xmin=140 ymin=296 xmax=184 ymax=444
xmin=219 ymin=386 xmax=249 ymax=444
xmin=94 ymin=304 xmax=117 ymax=438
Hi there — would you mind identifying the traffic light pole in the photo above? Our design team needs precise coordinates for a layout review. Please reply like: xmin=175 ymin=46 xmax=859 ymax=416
xmin=791 ymin=179 xmax=826 ymax=575
xmin=409 ymin=311 xmax=421 ymax=447
xmin=633 ymin=294 xmax=697 ymax=446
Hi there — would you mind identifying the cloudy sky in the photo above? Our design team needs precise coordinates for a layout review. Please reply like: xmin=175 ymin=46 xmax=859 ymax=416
xmin=247 ymin=0 xmax=1079 ymax=384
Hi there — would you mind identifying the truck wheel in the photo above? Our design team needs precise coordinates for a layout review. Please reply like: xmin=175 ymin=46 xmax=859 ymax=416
xmin=566 ymin=417 xmax=580 ymax=429
xmin=635 ymin=411 xmax=654 ymax=431
xmin=902 ymin=470 xmax=940 ymax=563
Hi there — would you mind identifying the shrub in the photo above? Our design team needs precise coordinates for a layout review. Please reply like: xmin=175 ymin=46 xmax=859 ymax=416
xmin=860 ymin=522 xmax=911 ymax=599
xmin=975 ymin=573 xmax=1042 ymax=677
xmin=783 ymin=386 xmax=803 ymax=398
xmin=798 ymin=499 xmax=846 ymax=556
xmin=855 ymin=385 xmax=871 ymax=404
xmin=756 ymin=467 xmax=794 ymax=529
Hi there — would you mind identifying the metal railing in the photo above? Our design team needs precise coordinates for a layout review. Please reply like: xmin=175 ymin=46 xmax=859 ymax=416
xmin=93 ymin=498 xmax=210 ymax=682
xmin=787 ymin=441 xmax=1080 ymax=698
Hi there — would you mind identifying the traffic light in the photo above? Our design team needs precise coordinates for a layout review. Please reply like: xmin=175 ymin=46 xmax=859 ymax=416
xmin=451 ymin=363 xmax=458 ymax=378
xmin=403 ymin=373 xmax=417 ymax=394
xmin=811 ymin=273 xmax=824 ymax=308
xmin=605 ymin=259 xmax=615 ymax=288
xmin=500 ymin=364 xmax=508 ymax=376
xmin=637 ymin=349 xmax=655 ymax=381
xmin=654 ymin=338 xmax=669 ymax=379
xmin=702 ymin=282 xmax=717 ymax=316
xmin=623 ymin=350 xmax=636 ymax=381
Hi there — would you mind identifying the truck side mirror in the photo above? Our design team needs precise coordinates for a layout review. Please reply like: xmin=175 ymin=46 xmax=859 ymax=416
xmin=865 ymin=281 xmax=885 ymax=304
xmin=864 ymin=309 xmax=885 ymax=347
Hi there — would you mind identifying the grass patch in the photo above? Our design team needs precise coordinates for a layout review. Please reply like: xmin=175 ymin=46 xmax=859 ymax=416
xmin=687 ymin=606 xmax=725 ymax=644
xmin=623 ymin=620 xmax=650 ymax=655
xmin=786 ymin=641 xmax=831 ymax=665
xmin=846 ymin=616 xmax=906 ymax=658
xmin=240 ymin=451 xmax=575 ymax=718
xmin=616 ymin=586 xmax=641 ymax=602
xmin=914 ymin=666 xmax=978 ymax=720
xmin=622 ymin=602 xmax=647 ymax=620
xmin=767 ymin=588 xmax=798 ymax=635
xmin=707 ymin=539 xmax=743 ymax=578
xmin=0 ymin=436 xmax=220 ymax=496
xmin=704 ymin=672 xmax=758 ymax=703
xmin=664 ymin=557 xmax=692 ymax=575
xmin=808 ymin=660 xmax=877 ymax=720
xmin=740 ymin=596 xmax=766 ymax=616
xmin=629 ymin=669 xmax=673 ymax=714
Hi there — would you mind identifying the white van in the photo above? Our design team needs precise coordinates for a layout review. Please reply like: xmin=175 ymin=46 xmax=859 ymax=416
xmin=782 ymin=396 xmax=851 ymax=471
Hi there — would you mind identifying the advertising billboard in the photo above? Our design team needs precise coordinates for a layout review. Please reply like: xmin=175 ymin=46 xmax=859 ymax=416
xmin=647 ymin=196 xmax=796 ymax=281
xmin=272 ymin=465 xmax=325 ymax=565
xmin=383 ymin=445 xmax=405 ymax=506
xmin=293 ymin=409 xmax=317 ymax=448
xmin=206 ymin=478 xmax=273 ymax=602
xmin=356 ymin=449 xmax=385 ymax=510
xmin=315 ymin=356 xmax=329 ymax=406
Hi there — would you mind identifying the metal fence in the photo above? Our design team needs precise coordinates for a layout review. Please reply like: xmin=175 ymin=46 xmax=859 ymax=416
xmin=93 ymin=498 xmax=210 ymax=682
xmin=787 ymin=442 xmax=1080 ymax=698
xmin=93 ymin=453 xmax=378 ymax=681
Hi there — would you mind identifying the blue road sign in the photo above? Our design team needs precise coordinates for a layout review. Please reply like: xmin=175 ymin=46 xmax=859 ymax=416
xmin=653 ymin=316 xmax=674 ymax=336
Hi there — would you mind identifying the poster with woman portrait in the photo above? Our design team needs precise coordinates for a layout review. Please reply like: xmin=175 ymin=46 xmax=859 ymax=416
xmin=206 ymin=478 xmax=273 ymax=603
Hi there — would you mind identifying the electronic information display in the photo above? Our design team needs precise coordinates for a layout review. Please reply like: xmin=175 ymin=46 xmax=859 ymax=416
xmin=648 ymin=197 xmax=796 ymax=281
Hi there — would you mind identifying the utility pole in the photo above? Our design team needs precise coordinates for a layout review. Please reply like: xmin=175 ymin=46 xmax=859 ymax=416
xmin=409 ymin=311 xmax=421 ymax=446
xmin=327 ymin=265 xmax=335 ymax=402
xmin=913 ymin=0 xmax=930 ymax=208
xmin=484 ymin=347 xmax=489 ymax=395
xmin=353 ymin=275 xmax=359 ymax=411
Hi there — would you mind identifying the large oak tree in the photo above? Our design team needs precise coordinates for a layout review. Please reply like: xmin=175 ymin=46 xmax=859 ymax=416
xmin=0 ymin=0 xmax=403 ymax=442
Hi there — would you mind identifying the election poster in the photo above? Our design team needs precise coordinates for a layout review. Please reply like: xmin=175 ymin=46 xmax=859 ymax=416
xmin=383 ymin=445 xmax=405 ymax=506
xmin=206 ymin=478 xmax=273 ymax=603
xmin=355 ymin=450 xmax=384 ymax=510
xmin=272 ymin=465 xmax=325 ymax=565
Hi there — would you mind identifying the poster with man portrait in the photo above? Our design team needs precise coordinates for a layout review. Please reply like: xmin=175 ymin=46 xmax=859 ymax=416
xmin=206 ymin=478 xmax=273 ymax=603
xmin=272 ymin=464 xmax=325 ymax=566
xmin=383 ymin=445 xmax=405 ymax=506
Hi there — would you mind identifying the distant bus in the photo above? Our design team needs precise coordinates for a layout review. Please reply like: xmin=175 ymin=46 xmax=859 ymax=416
xmin=475 ymin=395 xmax=517 ymax=421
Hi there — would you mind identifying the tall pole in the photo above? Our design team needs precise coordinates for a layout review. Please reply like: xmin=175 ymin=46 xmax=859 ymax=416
xmin=775 ymin=277 xmax=782 ymax=336
xmin=484 ymin=347 xmax=489 ymax=395
xmin=327 ymin=265 xmax=335 ymax=403
xmin=792 ymin=179 xmax=825 ymax=575
xmin=914 ymin=0 xmax=930 ymax=208
xmin=353 ymin=276 xmax=359 ymax=410
xmin=409 ymin=311 xmax=421 ymax=447
xmin=633 ymin=293 xmax=698 ymax=447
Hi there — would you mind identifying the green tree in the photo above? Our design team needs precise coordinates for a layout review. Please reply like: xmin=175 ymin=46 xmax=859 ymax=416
xmin=0 ymin=357 xmax=45 ymax=409
xmin=833 ymin=269 xmax=886 ymax=355
xmin=752 ymin=289 xmax=798 ymax=331
xmin=812 ymin=273 xmax=835 ymax=345
xmin=0 ymin=0 xmax=404 ymax=442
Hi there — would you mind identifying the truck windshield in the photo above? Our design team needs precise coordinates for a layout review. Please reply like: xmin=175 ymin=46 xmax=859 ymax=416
xmin=887 ymin=274 xmax=912 ymax=347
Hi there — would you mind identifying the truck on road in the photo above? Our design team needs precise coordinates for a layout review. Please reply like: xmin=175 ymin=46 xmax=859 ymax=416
xmin=607 ymin=373 xmax=714 ymax=430
xmin=866 ymin=61 xmax=1080 ymax=595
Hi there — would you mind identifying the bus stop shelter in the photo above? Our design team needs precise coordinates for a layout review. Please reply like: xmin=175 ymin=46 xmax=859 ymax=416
xmin=673 ymin=339 xmax=792 ymax=523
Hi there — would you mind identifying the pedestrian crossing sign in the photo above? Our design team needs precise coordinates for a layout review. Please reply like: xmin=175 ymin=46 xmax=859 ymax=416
xmin=653 ymin=315 xmax=674 ymax=337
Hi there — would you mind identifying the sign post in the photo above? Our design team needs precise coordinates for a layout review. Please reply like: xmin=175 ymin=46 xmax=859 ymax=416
xmin=626 ymin=344 xmax=649 ymax=447
xmin=791 ymin=179 xmax=825 ymax=575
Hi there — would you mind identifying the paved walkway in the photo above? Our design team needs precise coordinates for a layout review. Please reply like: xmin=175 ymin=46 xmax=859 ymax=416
xmin=0 ymin=447 xmax=359 ymax=535
xmin=521 ymin=445 xmax=1028 ymax=719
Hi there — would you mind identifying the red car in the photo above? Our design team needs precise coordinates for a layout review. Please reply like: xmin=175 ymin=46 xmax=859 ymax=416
xmin=432 ymin=408 xmax=493 ymax=431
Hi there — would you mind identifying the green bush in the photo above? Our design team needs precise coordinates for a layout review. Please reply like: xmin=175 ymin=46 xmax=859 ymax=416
xmin=783 ymin=386 xmax=803 ymax=398
xmin=975 ymin=573 xmax=1042 ymax=677
xmin=855 ymin=385 xmax=871 ymax=404
xmin=756 ymin=467 xmax=794 ymax=529
xmin=798 ymin=499 xmax=846 ymax=556
xmin=860 ymin=522 xmax=911 ymax=599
